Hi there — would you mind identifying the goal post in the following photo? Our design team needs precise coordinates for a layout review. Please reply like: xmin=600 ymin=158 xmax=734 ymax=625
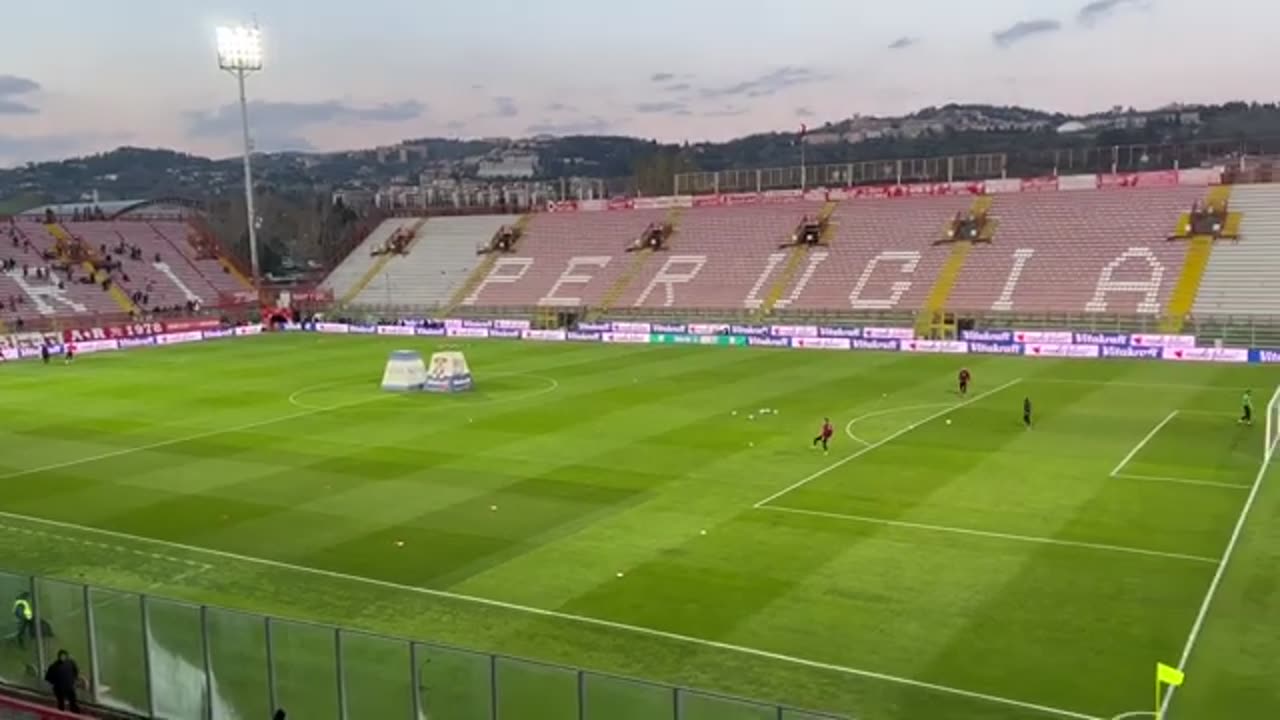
xmin=1263 ymin=386 xmax=1279 ymax=463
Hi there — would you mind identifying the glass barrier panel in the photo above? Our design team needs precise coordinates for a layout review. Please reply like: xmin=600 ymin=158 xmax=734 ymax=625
xmin=583 ymin=672 xmax=673 ymax=720
xmin=495 ymin=655 xmax=576 ymax=720
xmin=206 ymin=606 xmax=271 ymax=720
xmin=341 ymin=631 xmax=412 ymax=720
xmin=0 ymin=572 xmax=39 ymax=692
xmin=677 ymin=689 xmax=776 ymax=720
xmin=271 ymin=619 xmax=339 ymax=720
xmin=145 ymin=597 xmax=209 ymax=720
xmin=89 ymin=587 xmax=149 ymax=715
xmin=416 ymin=643 xmax=492 ymax=720
xmin=34 ymin=578 xmax=90 ymax=702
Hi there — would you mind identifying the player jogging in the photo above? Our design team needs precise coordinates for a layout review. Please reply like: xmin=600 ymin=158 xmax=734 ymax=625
xmin=1241 ymin=390 xmax=1253 ymax=426
xmin=1023 ymin=396 xmax=1033 ymax=429
xmin=813 ymin=418 xmax=834 ymax=454
xmin=958 ymin=367 xmax=971 ymax=397
xmin=64 ymin=342 xmax=75 ymax=365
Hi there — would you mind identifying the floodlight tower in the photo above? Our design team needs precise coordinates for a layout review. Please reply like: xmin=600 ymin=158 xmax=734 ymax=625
xmin=216 ymin=25 xmax=264 ymax=291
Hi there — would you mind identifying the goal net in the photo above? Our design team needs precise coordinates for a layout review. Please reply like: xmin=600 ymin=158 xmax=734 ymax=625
xmin=1267 ymin=386 xmax=1280 ymax=465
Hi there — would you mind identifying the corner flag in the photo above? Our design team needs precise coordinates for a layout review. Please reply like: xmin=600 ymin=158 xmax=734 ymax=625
xmin=1156 ymin=662 xmax=1185 ymax=718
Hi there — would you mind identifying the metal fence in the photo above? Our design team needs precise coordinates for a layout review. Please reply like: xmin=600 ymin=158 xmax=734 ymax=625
xmin=0 ymin=570 xmax=843 ymax=720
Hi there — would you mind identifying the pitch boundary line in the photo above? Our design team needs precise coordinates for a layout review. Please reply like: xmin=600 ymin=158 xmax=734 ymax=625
xmin=1110 ymin=410 xmax=1179 ymax=477
xmin=0 ymin=508 xmax=1099 ymax=720
xmin=1111 ymin=472 xmax=1249 ymax=490
xmin=0 ymin=523 xmax=213 ymax=570
xmin=755 ymin=379 xmax=1023 ymax=509
xmin=1158 ymin=418 xmax=1279 ymax=716
xmin=758 ymin=505 xmax=1217 ymax=565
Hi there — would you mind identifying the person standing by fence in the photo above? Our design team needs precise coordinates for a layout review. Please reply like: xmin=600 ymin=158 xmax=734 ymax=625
xmin=44 ymin=649 xmax=81 ymax=713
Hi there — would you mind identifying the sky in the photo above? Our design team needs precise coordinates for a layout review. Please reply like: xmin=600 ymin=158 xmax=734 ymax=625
xmin=0 ymin=0 xmax=1275 ymax=166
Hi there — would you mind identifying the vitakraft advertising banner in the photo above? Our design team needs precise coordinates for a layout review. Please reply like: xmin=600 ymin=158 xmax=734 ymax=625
xmin=235 ymin=324 xmax=264 ymax=336
xmin=791 ymin=337 xmax=850 ymax=350
xmin=447 ymin=327 xmax=490 ymax=338
xmin=416 ymin=327 xmax=447 ymax=337
xmin=901 ymin=340 xmax=969 ymax=354
xmin=968 ymin=341 xmax=1023 ymax=356
xmin=489 ymin=328 xmax=522 ymax=339
xmin=690 ymin=323 xmax=731 ymax=335
xmin=1013 ymin=330 xmax=1074 ymax=345
xmin=610 ymin=322 xmax=651 ymax=334
xmin=493 ymin=319 xmax=532 ymax=331
xmin=117 ymin=337 xmax=157 ymax=349
xmin=462 ymin=320 xmax=494 ymax=329
xmin=818 ymin=326 xmax=863 ymax=339
xmin=1162 ymin=347 xmax=1249 ymax=363
xmin=523 ymin=329 xmax=567 ymax=341
xmin=155 ymin=331 xmax=204 ymax=345
xmin=730 ymin=325 xmax=768 ymax=337
xmin=771 ymin=325 xmax=819 ymax=338
xmin=576 ymin=322 xmax=612 ymax=332
xmin=315 ymin=322 xmax=350 ymax=334
xmin=1250 ymin=348 xmax=1280 ymax=364
xmin=1024 ymin=343 xmax=1101 ymax=359
xmin=863 ymin=327 xmax=915 ymax=340
xmin=602 ymin=332 xmax=650 ymax=344
xmin=1101 ymin=346 xmax=1161 ymax=359
xmin=1131 ymin=334 xmax=1196 ymax=349
xmin=567 ymin=331 xmax=602 ymax=342
xmin=349 ymin=324 xmax=377 ymax=334
xmin=1073 ymin=332 xmax=1131 ymax=347
xmin=850 ymin=339 xmax=901 ymax=351
xmin=71 ymin=339 xmax=121 ymax=354
xmin=652 ymin=323 xmax=688 ymax=334
xmin=203 ymin=329 xmax=235 ymax=340
xmin=748 ymin=337 xmax=790 ymax=348
xmin=962 ymin=330 xmax=1014 ymax=343
xmin=376 ymin=325 xmax=417 ymax=336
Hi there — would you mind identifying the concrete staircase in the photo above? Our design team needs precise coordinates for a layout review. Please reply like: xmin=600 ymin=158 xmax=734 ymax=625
xmin=352 ymin=215 xmax=506 ymax=308
xmin=1193 ymin=184 xmax=1280 ymax=316
xmin=756 ymin=200 xmax=838 ymax=319
xmin=441 ymin=214 xmax=533 ymax=317
xmin=593 ymin=208 xmax=686 ymax=318
xmin=914 ymin=196 xmax=989 ymax=337
xmin=1162 ymin=186 xmax=1230 ymax=332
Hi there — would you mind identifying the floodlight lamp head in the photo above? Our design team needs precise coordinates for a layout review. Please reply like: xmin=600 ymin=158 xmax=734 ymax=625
xmin=217 ymin=26 xmax=263 ymax=71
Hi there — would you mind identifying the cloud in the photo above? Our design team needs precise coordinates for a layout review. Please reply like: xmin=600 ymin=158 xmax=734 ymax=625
xmin=493 ymin=96 xmax=519 ymax=118
xmin=634 ymin=101 xmax=689 ymax=115
xmin=546 ymin=102 xmax=576 ymax=112
xmin=888 ymin=36 xmax=918 ymax=50
xmin=795 ymin=107 xmax=815 ymax=118
xmin=703 ymin=106 xmax=748 ymax=118
xmin=663 ymin=83 xmax=691 ymax=93
xmin=650 ymin=72 xmax=675 ymax=82
xmin=700 ymin=66 xmax=828 ymax=99
xmin=0 ymin=75 xmax=41 ymax=115
xmin=526 ymin=116 xmax=612 ymax=136
xmin=992 ymin=19 xmax=1062 ymax=47
xmin=186 ymin=99 xmax=426 ymax=152
xmin=1078 ymin=0 xmax=1143 ymax=25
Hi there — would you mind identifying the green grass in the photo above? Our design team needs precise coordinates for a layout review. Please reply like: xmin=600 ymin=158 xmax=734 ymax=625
xmin=0 ymin=334 xmax=1277 ymax=720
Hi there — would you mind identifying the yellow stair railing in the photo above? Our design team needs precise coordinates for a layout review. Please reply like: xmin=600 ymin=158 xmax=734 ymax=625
xmin=915 ymin=197 xmax=992 ymax=338
xmin=46 ymin=224 xmax=138 ymax=314
xmin=440 ymin=214 xmax=533 ymax=317
xmin=755 ymin=200 xmax=838 ymax=319
xmin=591 ymin=208 xmax=686 ymax=319
xmin=1161 ymin=186 xmax=1233 ymax=333
xmin=340 ymin=218 xmax=427 ymax=306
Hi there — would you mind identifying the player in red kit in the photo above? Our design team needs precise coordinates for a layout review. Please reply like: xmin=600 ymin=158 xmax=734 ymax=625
xmin=812 ymin=418 xmax=834 ymax=454
xmin=958 ymin=368 xmax=971 ymax=396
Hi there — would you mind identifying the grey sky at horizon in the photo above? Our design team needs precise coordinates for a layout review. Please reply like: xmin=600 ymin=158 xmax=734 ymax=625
xmin=0 ymin=0 xmax=1275 ymax=166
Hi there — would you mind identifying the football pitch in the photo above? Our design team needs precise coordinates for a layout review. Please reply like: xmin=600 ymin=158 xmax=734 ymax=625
xmin=0 ymin=333 xmax=1277 ymax=720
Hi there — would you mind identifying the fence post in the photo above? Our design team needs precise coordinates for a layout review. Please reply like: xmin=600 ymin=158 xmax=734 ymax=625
xmin=82 ymin=585 xmax=99 ymax=704
xmin=576 ymin=670 xmax=586 ymax=720
xmin=140 ymin=594 xmax=155 ymax=717
xmin=409 ymin=642 xmax=422 ymax=720
xmin=335 ymin=629 xmax=347 ymax=720
xmin=201 ymin=607 xmax=214 ymax=720
xmin=490 ymin=654 xmax=499 ymax=720
xmin=28 ymin=576 xmax=46 ymax=675
xmin=672 ymin=686 xmax=680 ymax=720
xmin=265 ymin=616 xmax=278 ymax=714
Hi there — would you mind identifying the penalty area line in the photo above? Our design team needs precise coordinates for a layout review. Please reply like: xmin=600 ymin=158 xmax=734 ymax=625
xmin=0 ymin=508 xmax=1099 ymax=720
xmin=1110 ymin=410 xmax=1179 ymax=478
xmin=756 ymin=379 xmax=1023 ymax=509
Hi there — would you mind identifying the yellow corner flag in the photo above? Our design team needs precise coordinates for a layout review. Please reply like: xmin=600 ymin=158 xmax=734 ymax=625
xmin=1158 ymin=662 xmax=1185 ymax=687
xmin=1156 ymin=662 xmax=1185 ymax=718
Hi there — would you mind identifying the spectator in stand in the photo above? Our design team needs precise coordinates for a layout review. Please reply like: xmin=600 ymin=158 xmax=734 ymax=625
xmin=44 ymin=650 xmax=82 ymax=713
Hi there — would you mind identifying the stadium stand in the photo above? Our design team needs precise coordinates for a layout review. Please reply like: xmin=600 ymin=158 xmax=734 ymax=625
xmin=1193 ymin=183 xmax=1280 ymax=316
xmin=460 ymin=209 xmax=668 ymax=308
xmin=350 ymin=215 xmax=507 ymax=308
xmin=321 ymin=218 xmax=418 ymax=304
xmin=149 ymin=220 xmax=253 ymax=299
xmin=947 ymin=187 xmax=1203 ymax=315
xmin=2 ymin=220 xmax=123 ymax=316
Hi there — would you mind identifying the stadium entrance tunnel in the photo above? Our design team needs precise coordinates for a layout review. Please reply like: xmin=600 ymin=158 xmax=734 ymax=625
xmin=287 ymin=371 xmax=558 ymax=412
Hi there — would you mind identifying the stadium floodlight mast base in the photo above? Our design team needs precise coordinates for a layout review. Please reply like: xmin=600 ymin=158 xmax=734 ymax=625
xmin=216 ymin=25 xmax=264 ymax=294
